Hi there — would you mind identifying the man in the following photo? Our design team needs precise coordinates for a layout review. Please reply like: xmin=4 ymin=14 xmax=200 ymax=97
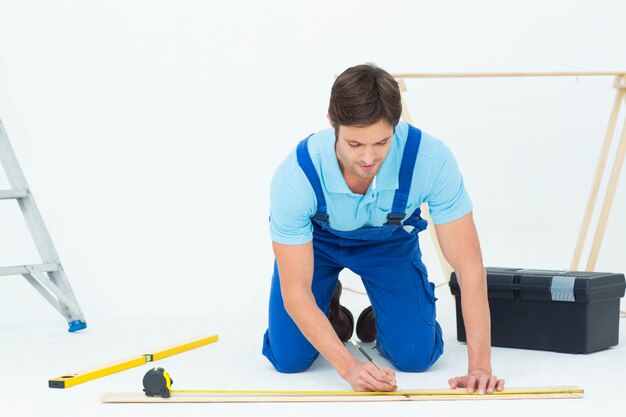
xmin=262 ymin=63 xmax=505 ymax=394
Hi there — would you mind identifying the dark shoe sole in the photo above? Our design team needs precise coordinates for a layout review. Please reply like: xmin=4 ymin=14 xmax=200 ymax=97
xmin=356 ymin=305 xmax=376 ymax=343
xmin=336 ymin=305 xmax=354 ymax=342
xmin=329 ymin=280 xmax=354 ymax=343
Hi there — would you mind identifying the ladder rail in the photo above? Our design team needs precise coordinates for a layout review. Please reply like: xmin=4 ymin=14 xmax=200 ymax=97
xmin=0 ymin=117 xmax=86 ymax=330
xmin=0 ymin=120 xmax=62 ymax=263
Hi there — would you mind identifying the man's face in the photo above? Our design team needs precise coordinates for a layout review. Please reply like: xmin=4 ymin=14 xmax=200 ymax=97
xmin=335 ymin=119 xmax=394 ymax=181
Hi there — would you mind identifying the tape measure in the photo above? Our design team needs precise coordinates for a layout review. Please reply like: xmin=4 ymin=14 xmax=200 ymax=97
xmin=143 ymin=368 xmax=174 ymax=398
xmin=140 ymin=368 xmax=584 ymax=399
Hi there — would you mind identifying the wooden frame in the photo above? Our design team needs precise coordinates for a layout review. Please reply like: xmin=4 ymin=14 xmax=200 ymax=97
xmin=394 ymin=72 xmax=626 ymax=279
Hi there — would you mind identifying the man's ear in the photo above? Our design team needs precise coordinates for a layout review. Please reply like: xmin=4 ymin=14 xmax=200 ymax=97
xmin=326 ymin=114 xmax=334 ymax=128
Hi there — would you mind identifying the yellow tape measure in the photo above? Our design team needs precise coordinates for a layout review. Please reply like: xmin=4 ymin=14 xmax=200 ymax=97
xmin=142 ymin=367 xmax=584 ymax=398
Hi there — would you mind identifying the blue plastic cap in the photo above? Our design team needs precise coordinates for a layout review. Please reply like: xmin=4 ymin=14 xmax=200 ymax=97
xmin=68 ymin=320 xmax=87 ymax=332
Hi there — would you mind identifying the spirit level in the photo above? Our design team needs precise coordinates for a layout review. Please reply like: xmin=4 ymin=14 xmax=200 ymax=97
xmin=49 ymin=334 xmax=218 ymax=388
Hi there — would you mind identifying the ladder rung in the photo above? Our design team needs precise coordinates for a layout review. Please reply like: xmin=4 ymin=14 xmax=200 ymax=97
xmin=0 ymin=262 xmax=60 ymax=277
xmin=0 ymin=189 xmax=29 ymax=200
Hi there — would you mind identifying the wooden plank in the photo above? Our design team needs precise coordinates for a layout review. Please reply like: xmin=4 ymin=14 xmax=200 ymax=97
xmin=390 ymin=71 xmax=625 ymax=79
xmin=570 ymin=86 xmax=624 ymax=270
xmin=101 ymin=386 xmax=583 ymax=403
xmin=586 ymin=109 xmax=626 ymax=270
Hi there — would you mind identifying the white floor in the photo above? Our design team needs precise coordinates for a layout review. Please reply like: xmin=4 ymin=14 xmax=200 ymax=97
xmin=2 ymin=279 xmax=624 ymax=417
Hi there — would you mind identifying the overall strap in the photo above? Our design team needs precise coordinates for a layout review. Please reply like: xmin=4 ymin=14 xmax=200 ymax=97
xmin=296 ymin=136 xmax=330 ymax=223
xmin=386 ymin=125 xmax=423 ymax=225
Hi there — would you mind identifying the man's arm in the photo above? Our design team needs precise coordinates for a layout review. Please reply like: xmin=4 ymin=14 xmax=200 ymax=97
xmin=434 ymin=211 xmax=505 ymax=394
xmin=272 ymin=240 xmax=397 ymax=391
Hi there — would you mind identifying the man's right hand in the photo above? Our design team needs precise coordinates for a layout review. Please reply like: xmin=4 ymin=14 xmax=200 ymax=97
xmin=342 ymin=360 xmax=397 ymax=392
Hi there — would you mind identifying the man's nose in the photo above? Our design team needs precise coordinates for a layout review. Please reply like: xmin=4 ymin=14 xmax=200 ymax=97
xmin=361 ymin=147 xmax=376 ymax=164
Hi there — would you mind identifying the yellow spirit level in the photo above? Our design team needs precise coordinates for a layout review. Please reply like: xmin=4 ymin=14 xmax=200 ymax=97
xmin=49 ymin=334 xmax=218 ymax=388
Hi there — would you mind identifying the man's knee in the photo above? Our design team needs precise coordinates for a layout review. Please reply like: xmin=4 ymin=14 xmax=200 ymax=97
xmin=272 ymin=354 xmax=316 ymax=373
xmin=262 ymin=331 xmax=318 ymax=373
xmin=379 ymin=333 xmax=443 ymax=372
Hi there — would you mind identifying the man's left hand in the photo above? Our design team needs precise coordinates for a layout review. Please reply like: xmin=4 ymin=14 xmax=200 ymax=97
xmin=448 ymin=369 xmax=505 ymax=394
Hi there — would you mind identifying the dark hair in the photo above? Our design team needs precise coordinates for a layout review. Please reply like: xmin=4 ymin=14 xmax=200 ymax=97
xmin=328 ymin=63 xmax=402 ymax=135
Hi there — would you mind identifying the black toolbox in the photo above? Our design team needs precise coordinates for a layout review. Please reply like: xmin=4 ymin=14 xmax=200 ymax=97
xmin=449 ymin=267 xmax=625 ymax=353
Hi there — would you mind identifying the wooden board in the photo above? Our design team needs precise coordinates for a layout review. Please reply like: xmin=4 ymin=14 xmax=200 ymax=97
xmin=101 ymin=386 xmax=583 ymax=403
xmin=390 ymin=71 xmax=625 ymax=78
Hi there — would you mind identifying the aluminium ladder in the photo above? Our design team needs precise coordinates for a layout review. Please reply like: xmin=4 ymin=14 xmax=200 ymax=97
xmin=0 ymin=117 xmax=86 ymax=332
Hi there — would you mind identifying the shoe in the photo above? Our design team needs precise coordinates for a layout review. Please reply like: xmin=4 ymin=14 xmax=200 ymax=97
xmin=356 ymin=305 xmax=376 ymax=343
xmin=328 ymin=281 xmax=354 ymax=342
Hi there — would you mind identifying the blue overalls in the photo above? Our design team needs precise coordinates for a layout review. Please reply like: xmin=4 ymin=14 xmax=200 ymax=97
xmin=262 ymin=125 xmax=444 ymax=373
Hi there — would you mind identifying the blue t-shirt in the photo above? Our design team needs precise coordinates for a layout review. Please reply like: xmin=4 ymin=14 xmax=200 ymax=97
xmin=270 ymin=122 xmax=472 ymax=245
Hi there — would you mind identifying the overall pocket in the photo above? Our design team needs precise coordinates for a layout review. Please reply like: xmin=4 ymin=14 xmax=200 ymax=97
xmin=411 ymin=258 xmax=438 ymax=325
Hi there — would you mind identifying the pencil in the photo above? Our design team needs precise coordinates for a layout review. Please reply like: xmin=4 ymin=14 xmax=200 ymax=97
xmin=352 ymin=342 xmax=398 ymax=390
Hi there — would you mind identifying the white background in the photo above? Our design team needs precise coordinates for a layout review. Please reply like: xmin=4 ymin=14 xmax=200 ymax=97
xmin=1 ymin=1 xmax=625 ymax=416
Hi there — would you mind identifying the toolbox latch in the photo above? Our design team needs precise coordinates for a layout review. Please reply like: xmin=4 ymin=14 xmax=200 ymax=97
xmin=551 ymin=276 xmax=576 ymax=302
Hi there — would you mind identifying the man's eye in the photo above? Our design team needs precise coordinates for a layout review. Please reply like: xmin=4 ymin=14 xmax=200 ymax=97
xmin=377 ymin=140 xmax=388 ymax=146
xmin=349 ymin=143 xmax=361 ymax=148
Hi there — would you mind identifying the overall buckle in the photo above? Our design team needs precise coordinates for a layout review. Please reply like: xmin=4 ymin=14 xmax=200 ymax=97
xmin=385 ymin=212 xmax=405 ymax=226
xmin=312 ymin=212 xmax=330 ymax=223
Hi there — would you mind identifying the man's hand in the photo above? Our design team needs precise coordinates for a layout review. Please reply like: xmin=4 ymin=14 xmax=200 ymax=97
xmin=448 ymin=368 xmax=505 ymax=394
xmin=343 ymin=360 xmax=397 ymax=392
